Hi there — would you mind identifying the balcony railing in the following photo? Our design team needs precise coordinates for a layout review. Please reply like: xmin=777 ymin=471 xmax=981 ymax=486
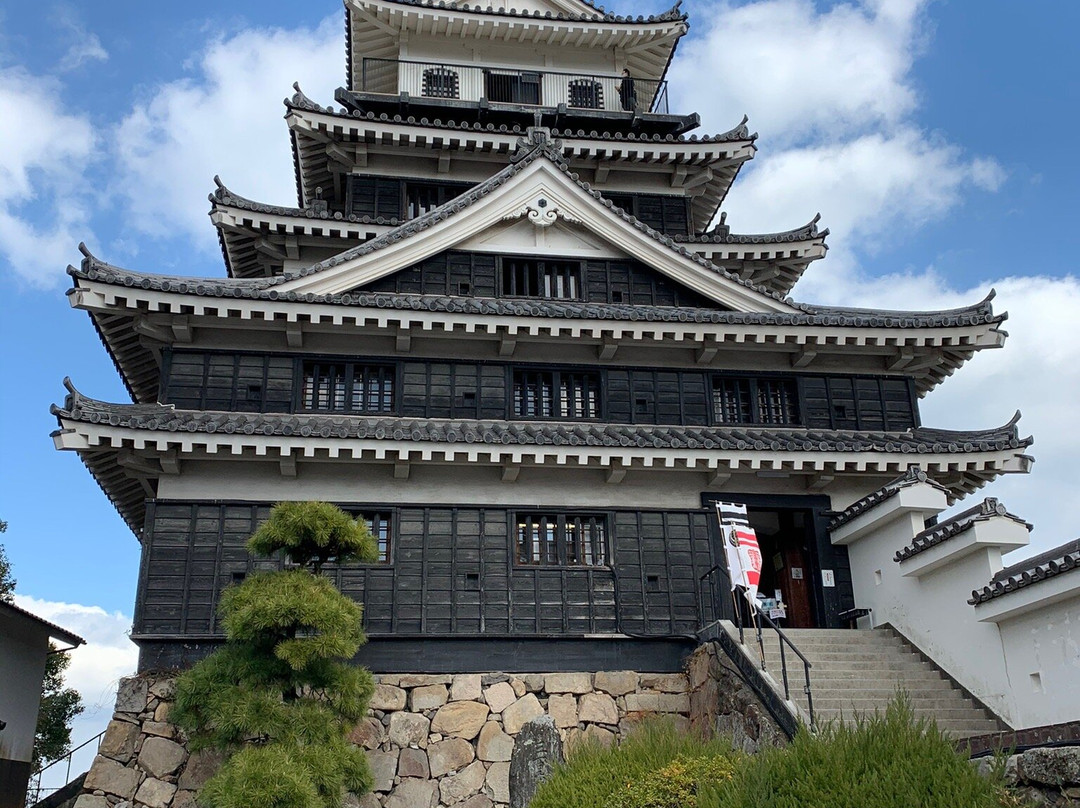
xmin=360 ymin=57 xmax=669 ymax=115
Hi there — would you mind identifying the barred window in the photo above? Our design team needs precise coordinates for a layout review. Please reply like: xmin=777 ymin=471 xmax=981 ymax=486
xmin=712 ymin=376 xmax=799 ymax=425
xmin=358 ymin=512 xmax=392 ymax=563
xmin=423 ymin=67 xmax=459 ymax=99
xmin=513 ymin=369 xmax=600 ymax=419
xmin=301 ymin=362 xmax=394 ymax=413
xmin=501 ymin=258 xmax=581 ymax=300
xmin=404 ymin=181 xmax=468 ymax=218
xmin=515 ymin=513 xmax=608 ymax=566
xmin=567 ymin=78 xmax=603 ymax=109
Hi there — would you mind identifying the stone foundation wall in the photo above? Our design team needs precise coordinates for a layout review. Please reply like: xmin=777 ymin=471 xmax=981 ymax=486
xmin=75 ymin=670 xmax=691 ymax=808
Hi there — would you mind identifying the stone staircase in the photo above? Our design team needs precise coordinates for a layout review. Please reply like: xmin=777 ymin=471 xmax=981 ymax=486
xmin=746 ymin=627 xmax=1005 ymax=739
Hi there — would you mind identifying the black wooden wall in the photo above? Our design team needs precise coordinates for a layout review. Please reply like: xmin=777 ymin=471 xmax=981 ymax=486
xmin=358 ymin=252 xmax=717 ymax=308
xmin=160 ymin=351 xmax=920 ymax=432
xmin=133 ymin=502 xmax=714 ymax=644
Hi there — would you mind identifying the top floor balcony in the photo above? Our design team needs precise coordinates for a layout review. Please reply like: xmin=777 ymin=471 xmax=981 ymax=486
xmin=358 ymin=57 xmax=670 ymax=116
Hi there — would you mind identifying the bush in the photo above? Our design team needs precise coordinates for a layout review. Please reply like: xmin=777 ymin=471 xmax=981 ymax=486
xmin=528 ymin=720 xmax=735 ymax=808
xmin=703 ymin=694 xmax=1011 ymax=808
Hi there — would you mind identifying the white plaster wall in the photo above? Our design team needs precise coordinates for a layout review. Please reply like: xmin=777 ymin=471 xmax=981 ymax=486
xmin=997 ymin=595 xmax=1080 ymax=728
xmin=157 ymin=458 xmax=877 ymax=512
xmin=843 ymin=506 xmax=1019 ymax=722
xmin=0 ymin=616 xmax=50 ymax=763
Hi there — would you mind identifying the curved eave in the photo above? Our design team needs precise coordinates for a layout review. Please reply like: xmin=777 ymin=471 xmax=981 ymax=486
xmin=285 ymin=101 xmax=754 ymax=216
xmin=346 ymin=0 xmax=686 ymax=88
xmin=52 ymin=388 xmax=1033 ymax=536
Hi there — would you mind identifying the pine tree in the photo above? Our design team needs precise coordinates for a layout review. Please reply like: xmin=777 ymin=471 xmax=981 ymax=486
xmin=0 ymin=519 xmax=14 ymax=603
xmin=172 ymin=502 xmax=379 ymax=808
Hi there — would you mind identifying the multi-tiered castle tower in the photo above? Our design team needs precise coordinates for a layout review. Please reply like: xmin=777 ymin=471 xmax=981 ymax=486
xmin=54 ymin=0 xmax=1031 ymax=678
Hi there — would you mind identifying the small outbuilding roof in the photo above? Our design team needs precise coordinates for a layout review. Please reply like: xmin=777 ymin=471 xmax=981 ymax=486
xmin=969 ymin=539 xmax=1080 ymax=606
xmin=894 ymin=497 xmax=1032 ymax=562
xmin=0 ymin=600 xmax=85 ymax=647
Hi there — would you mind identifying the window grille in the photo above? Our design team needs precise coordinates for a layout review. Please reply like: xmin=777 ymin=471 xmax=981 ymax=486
xmin=567 ymin=79 xmax=603 ymax=109
xmin=513 ymin=369 xmax=599 ymax=419
xmin=515 ymin=513 xmax=608 ymax=566
xmin=358 ymin=511 xmax=392 ymax=563
xmin=404 ymin=182 xmax=466 ymax=218
xmin=301 ymin=362 xmax=394 ymax=413
xmin=501 ymin=258 xmax=582 ymax=299
xmin=422 ymin=67 xmax=459 ymax=99
xmin=712 ymin=376 xmax=799 ymax=425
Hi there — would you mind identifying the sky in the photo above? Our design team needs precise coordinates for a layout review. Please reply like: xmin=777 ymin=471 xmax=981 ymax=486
xmin=0 ymin=0 xmax=1078 ymax=770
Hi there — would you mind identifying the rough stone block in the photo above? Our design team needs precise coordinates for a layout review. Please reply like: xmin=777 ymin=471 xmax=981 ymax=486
xmin=1019 ymin=747 xmax=1080 ymax=787
xmin=451 ymin=674 xmax=483 ymax=702
xmin=148 ymin=679 xmax=176 ymax=700
xmin=624 ymin=693 xmax=659 ymax=713
xmin=84 ymin=756 xmax=140 ymax=799
xmin=388 ymin=712 xmax=431 ymax=748
xmin=544 ymin=673 xmax=592 ymax=694
xmin=354 ymin=793 xmax=381 ymax=808
xmin=172 ymin=791 xmax=197 ymax=808
xmin=99 ymin=720 xmax=140 ymax=762
xmin=134 ymin=777 xmax=176 ymax=808
xmin=430 ymin=700 xmax=489 ymax=740
xmin=398 ymin=674 xmax=452 ymax=688
xmin=459 ymin=795 xmax=494 ymax=808
xmin=503 ymin=694 xmax=545 ymax=735
xmin=657 ymin=694 xmax=690 ymax=713
xmin=523 ymin=675 xmax=546 ymax=693
xmin=349 ymin=717 xmax=385 ymax=750
xmin=370 ymin=684 xmax=407 ymax=712
xmin=510 ymin=678 xmax=526 ymax=697
xmin=368 ymin=750 xmax=399 ymax=793
xmin=583 ymin=724 xmax=615 ymax=747
xmin=639 ymin=674 xmax=688 ymax=693
xmin=547 ymin=694 xmax=578 ymax=729
xmin=487 ymin=761 xmax=511 ymax=804
xmin=483 ymin=682 xmax=517 ymax=714
xmin=439 ymin=760 xmax=486 ymax=803
xmin=384 ymin=778 xmax=438 ymax=808
xmin=397 ymin=747 xmax=430 ymax=779
xmin=477 ymin=721 xmax=515 ymax=762
xmin=138 ymin=737 xmax=187 ymax=778
xmin=509 ymin=716 xmax=563 ymax=808
xmin=115 ymin=678 xmax=149 ymax=714
xmin=579 ymin=692 xmax=618 ymax=725
xmin=427 ymin=738 xmax=475 ymax=778
xmin=153 ymin=702 xmax=172 ymax=723
xmin=594 ymin=671 xmax=638 ymax=697
xmin=141 ymin=721 xmax=175 ymax=739
xmin=73 ymin=796 xmax=109 ymax=808
xmin=410 ymin=684 xmax=449 ymax=711
xmin=178 ymin=749 xmax=223 ymax=791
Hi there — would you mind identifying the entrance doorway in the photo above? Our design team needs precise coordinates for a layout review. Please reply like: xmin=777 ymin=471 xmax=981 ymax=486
xmin=745 ymin=508 xmax=816 ymax=628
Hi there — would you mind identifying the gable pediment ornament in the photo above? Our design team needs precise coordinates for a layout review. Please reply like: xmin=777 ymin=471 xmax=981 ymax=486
xmin=504 ymin=194 xmax=582 ymax=229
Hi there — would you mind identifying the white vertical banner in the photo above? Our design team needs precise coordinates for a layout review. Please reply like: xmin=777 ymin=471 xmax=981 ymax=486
xmin=715 ymin=501 xmax=763 ymax=604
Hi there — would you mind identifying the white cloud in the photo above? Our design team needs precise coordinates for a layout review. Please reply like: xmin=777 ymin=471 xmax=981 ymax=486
xmin=113 ymin=16 xmax=344 ymax=251
xmin=54 ymin=5 xmax=109 ymax=72
xmin=0 ymin=67 xmax=98 ymax=287
xmin=13 ymin=595 xmax=137 ymax=786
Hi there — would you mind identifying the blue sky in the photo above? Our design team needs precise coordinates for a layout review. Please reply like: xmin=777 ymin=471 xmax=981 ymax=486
xmin=0 ymin=0 xmax=1078 ymax=754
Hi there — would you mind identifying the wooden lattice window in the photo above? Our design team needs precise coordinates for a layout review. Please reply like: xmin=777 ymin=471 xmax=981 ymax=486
xmin=712 ymin=376 xmax=799 ymax=425
xmin=513 ymin=369 xmax=599 ymax=419
xmin=301 ymin=362 xmax=394 ymax=413
xmin=423 ymin=67 xmax=459 ymax=99
xmin=501 ymin=258 xmax=581 ymax=299
xmin=358 ymin=511 xmax=392 ymax=563
xmin=515 ymin=513 xmax=608 ymax=566
xmin=567 ymin=79 xmax=603 ymax=109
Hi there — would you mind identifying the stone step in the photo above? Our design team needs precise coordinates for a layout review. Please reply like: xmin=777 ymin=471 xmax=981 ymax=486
xmin=803 ymin=697 xmax=984 ymax=712
xmin=803 ymin=669 xmax=948 ymax=683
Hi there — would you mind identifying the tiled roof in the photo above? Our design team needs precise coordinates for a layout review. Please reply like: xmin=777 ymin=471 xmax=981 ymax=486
xmin=679 ymin=213 xmax=828 ymax=245
xmin=894 ymin=497 xmax=1032 ymax=562
xmin=53 ymin=382 xmax=1031 ymax=456
xmin=210 ymin=177 xmax=398 ymax=225
xmin=969 ymin=539 xmax=1080 ymax=606
xmin=829 ymin=467 xmax=954 ymax=530
xmin=70 ymin=251 xmax=1006 ymax=330
xmin=289 ymin=87 xmax=750 ymax=144
xmin=0 ymin=600 xmax=85 ymax=646
xmin=358 ymin=0 xmax=687 ymax=25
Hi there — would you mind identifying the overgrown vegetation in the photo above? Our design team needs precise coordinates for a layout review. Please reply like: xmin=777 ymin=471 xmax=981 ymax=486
xmin=528 ymin=721 xmax=735 ymax=808
xmin=172 ymin=501 xmax=379 ymax=808
xmin=529 ymin=697 xmax=1021 ymax=808
xmin=707 ymin=696 xmax=1013 ymax=808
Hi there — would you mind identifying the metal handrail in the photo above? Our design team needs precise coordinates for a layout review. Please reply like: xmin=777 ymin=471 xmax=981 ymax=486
xmin=699 ymin=565 xmax=815 ymax=730
xmin=359 ymin=56 xmax=670 ymax=114
xmin=26 ymin=730 xmax=105 ymax=807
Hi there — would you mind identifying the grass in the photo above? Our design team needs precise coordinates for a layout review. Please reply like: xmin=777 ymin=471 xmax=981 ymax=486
xmin=528 ymin=696 xmax=1023 ymax=808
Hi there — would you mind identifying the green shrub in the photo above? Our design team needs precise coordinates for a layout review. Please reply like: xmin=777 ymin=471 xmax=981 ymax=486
xmin=703 ymin=694 xmax=1010 ymax=808
xmin=528 ymin=720 xmax=735 ymax=808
